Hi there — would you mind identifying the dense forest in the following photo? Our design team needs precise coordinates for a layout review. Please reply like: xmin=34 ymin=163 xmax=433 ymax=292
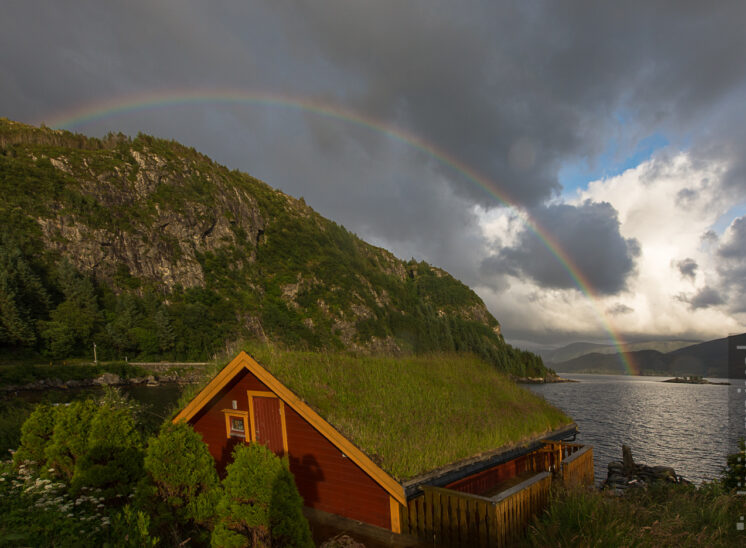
xmin=0 ymin=118 xmax=548 ymax=377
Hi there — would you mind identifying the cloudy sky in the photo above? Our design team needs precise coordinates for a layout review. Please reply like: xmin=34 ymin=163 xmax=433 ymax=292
xmin=3 ymin=1 xmax=745 ymax=350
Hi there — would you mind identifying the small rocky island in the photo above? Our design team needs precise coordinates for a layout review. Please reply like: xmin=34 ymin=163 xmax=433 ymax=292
xmin=662 ymin=375 xmax=729 ymax=385
xmin=514 ymin=372 xmax=577 ymax=384
xmin=603 ymin=445 xmax=690 ymax=493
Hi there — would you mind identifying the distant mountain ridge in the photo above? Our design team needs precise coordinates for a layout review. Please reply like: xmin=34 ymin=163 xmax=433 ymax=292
xmin=0 ymin=118 xmax=546 ymax=376
xmin=543 ymin=339 xmax=700 ymax=364
xmin=551 ymin=336 xmax=740 ymax=377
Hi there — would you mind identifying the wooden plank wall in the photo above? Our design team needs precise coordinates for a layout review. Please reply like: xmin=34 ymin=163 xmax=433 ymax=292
xmin=402 ymin=472 xmax=552 ymax=547
xmin=560 ymin=445 xmax=594 ymax=488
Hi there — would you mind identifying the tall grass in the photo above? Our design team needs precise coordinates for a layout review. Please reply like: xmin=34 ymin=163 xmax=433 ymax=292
xmin=525 ymin=482 xmax=746 ymax=547
xmin=246 ymin=346 xmax=571 ymax=480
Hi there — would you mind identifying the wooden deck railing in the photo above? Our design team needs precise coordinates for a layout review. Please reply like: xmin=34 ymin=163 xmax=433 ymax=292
xmin=400 ymin=442 xmax=593 ymax=546
xmin=402 ymin=472 xmax=552 ymax=547
xmin=560 ymin=445 xmax=594 ymax=487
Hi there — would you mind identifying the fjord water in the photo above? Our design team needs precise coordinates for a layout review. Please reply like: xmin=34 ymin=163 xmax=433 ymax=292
xmin=527 ymin=374 xmax=739 ymax=485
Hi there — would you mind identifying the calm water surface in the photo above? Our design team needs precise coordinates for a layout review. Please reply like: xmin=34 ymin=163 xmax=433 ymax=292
xmin=527 ymin=374 xmax=741 ymax=485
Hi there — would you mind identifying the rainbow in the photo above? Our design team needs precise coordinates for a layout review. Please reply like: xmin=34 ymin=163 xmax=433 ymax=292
xmin=41 ymin=88 xmax=636 ymax=374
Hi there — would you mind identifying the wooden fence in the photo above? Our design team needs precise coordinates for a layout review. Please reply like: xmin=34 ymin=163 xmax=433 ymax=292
xmin=402 ymin=472 xmax=551 ymax=547
xmin=401 ymin=442 xmax=593 ymax=546
xmin=560 ymin=445 xmax=594 ymax=488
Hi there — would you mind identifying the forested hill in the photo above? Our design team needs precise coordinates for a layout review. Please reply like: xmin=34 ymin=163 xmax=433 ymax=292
xmin=0 ymin=118 xmax=547 ymax=376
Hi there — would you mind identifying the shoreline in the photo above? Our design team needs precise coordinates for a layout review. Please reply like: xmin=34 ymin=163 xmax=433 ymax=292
xmin=514 ymin=375 xmax=577 ymax=384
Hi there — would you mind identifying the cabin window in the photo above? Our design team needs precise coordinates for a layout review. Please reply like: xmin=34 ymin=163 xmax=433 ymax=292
xmin=230 ymin=418 xmax=245 ymax=435
xmin=222 ymin=410 xmax=249 ymax=440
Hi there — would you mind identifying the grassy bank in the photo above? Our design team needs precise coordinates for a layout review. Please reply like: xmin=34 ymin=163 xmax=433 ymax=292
xmin=244 ymin=347 xmax=571 ymax=480
xmin=525 ymin=482 xmax=746 ymax=547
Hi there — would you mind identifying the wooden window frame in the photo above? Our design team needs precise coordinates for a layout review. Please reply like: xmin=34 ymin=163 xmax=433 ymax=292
xmin=222 ymin=409 xmax=249 ymax=440
xmin=246 ymin=390 xmax=289 ymax=454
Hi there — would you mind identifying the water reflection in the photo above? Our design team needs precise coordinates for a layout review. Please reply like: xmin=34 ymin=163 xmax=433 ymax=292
xmin=527 ymin=374 xmax=736 ymax=485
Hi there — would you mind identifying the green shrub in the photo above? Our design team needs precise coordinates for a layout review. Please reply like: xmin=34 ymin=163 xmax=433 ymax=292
xmin=71 ymin=395 xmax=145 ymax=499
xmin=212 ymin=443 xmax=312 ymax=548
xmin=14 ymin=391 xmax=145 ymax=499
xmin=43 ymin=399 xmax=97 ymax=480
xmin=144 ymin=421 xmax=220 ymax=525
xmin=12 ymin=403 xmax=56 ymax=469
xmin=107 ymin=505 xmax=159 ymax=548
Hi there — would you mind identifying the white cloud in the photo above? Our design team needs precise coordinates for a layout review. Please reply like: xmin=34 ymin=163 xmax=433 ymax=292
xmin=476 ymin=151 xmax=746 ymax=345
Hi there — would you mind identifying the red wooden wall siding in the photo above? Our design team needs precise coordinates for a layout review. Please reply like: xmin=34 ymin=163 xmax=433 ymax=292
xmin=283 ymin=402 xmax=392 ymax=529
xmin=190 ymin=369 xmax=268 ymax=472
xmin=189 ymin=368 xmax=392 ymax=530
xmin=446 ymin=454 xmax=529 ymax=496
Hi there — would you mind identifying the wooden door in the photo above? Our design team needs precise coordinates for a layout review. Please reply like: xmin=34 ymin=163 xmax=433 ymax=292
xmin=248 ymin=391 xmax=288 ymax=456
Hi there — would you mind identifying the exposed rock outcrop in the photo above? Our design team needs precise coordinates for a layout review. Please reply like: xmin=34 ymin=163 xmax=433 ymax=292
xmin=602 ymin=445 xmax=690 ymax=493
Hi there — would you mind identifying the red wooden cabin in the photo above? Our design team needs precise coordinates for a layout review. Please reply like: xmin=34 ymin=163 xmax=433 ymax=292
xmin=174 ymin=351 xmax=576 ymax=533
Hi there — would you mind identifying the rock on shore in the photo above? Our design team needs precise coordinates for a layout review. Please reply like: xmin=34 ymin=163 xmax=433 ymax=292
xmin=602 ymin=445 xmax=690 ymax=493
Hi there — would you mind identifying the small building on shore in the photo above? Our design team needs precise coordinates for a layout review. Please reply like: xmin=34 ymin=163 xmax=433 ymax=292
xmin=174 ymin=351 xmax=585 ymax=536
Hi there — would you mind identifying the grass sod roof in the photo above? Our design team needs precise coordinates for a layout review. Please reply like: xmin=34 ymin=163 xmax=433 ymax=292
xmin=243 ymin=348 xmax=572 ymax=481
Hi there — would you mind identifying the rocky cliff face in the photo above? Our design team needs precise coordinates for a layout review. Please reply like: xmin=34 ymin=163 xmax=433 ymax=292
xmin=0 ymin=119 xmax=547 ymax=376
xmin=35 ymin=143 xmax=266 ymax=291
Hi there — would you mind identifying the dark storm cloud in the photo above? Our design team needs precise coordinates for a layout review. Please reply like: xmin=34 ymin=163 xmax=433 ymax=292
xmin=267 ymin=1 xmax=746 ymax=204
xmin=676 ymin=258 xmax=698 ymax=280
xmin=482 ymin=201 xmax=640 ymax=295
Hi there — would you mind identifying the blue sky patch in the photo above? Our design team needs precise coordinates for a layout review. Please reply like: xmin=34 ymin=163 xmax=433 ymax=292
xmin=559 ymin=132 xmax=670 ymax=195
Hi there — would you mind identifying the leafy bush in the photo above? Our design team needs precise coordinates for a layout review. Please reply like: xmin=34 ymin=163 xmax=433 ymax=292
xmin=13 ymin=390 xmax=145 ymax=501
xmin=43 ymin=399 xmax=97 ymax=480
xmin=144 ymin=421 xmax=220 ymax=526
xmin=12 ymin=403 xmax=56 ymax=469
xmin=71 ymin=392 xmax=145 ymax=499
xmin=212 ymin=443 xmax=312 ymax=548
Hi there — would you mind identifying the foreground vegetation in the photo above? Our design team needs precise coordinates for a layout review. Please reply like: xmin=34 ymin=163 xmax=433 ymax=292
xmin=525 ymin=481 xmax=746 ymax=547
xmin=2 ymin=388 xmax=313 ymax=547
xmin=247 ymin=347 xmax=571 ymax=480
xmin=526 ymin=439 xmax=746 ymax=547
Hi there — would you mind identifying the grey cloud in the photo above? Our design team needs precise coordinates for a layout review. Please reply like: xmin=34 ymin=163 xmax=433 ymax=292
xmin=701 ymin=230 xmax=718 ymax=245
xmin=676 ymin=258 xmax=698 ymax=280
xmin=675 ymin=188 xmax=699 ymax=208
xmin=482 ymin=201 xmax=640 ymax=295
xmin=268 ymin=1 xmax=746 ymax=205
xmin=717 ymin=217 xmax=746 ymax=259
xmin=677 ymin=287 xmax=725 ymax=310
xmin=607 ymin=303 xmax=634 ymax=316
xmin=716 ymin=216 xmax=746 ymax=312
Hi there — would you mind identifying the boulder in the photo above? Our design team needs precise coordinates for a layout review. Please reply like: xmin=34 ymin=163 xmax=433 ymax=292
xmin=603 ymin=445 xmax=690 ymax=493
xmin=93 ymin=372 xmax=121 ymax=385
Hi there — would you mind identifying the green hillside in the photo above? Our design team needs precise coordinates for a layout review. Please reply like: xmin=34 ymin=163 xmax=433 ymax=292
xmin=0 ymin=118 xmax=548 ymax=376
